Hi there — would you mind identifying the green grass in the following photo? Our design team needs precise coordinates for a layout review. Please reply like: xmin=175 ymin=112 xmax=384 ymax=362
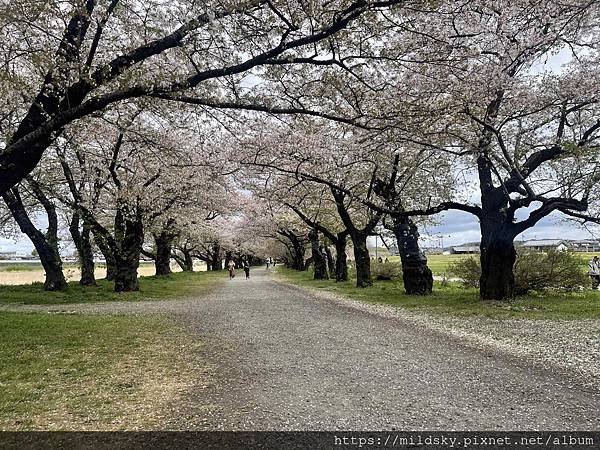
xmin=277 ymin=267 xmax=600 ymax=320
xmin=419 ymin=252 xmax=598 ymax=275
xmin=386 ymin=254 xmax=474 ymax=274
xmin=0 ymin=270 xmax=225 ymax=305
xmin=0 ymin=311 xmax=202 ymax=430
xmin=424 ymin=254 xmax=473 ymax=275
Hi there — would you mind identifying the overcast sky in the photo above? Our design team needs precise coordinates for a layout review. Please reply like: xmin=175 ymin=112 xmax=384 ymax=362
xmin=418 ymin=210 xmax=600 ymax=249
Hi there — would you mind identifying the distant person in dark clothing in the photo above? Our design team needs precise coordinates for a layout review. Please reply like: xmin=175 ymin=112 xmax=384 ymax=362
xmin=243 ymin=260 xmax=250 ymax=279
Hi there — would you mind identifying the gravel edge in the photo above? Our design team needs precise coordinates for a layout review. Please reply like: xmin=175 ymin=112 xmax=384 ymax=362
xmin=274 ymin=278 xmax=600 ymax=392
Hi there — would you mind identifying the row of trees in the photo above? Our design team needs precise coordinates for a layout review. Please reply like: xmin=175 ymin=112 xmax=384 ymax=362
xmin=233 ymin=0 xmax=600 ymax=300
xmin=1 ymin=0 xmax=599 ymax=299
xmin=0 ymin=101 xmax=250 ymax=291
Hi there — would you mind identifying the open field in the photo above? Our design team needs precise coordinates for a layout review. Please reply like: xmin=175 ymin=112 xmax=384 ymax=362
xmin=0 ymin=270 xmax=225 ymax=305
xmin=276 ymin=266 xmax=600 ymax=320
xmin=0 ymin=261 xmax=206 ymax=286
xmin=387 ymin=254 xmax=482 ymax=274
xmin=388 ymin=251 xmax=599 ymax=275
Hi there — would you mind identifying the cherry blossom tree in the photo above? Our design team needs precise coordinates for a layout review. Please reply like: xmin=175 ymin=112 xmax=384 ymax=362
xmin=366 ymin=0 xmax=600 ymax=300
xmin=237 ymin=118 xmax=388 ymax=287
xmin=0 ymin=0 xmax=409 ymax=197
xmin=1 ymin=172 xmax=68 ymax=290
xmin=55 ymin=104 xmax=231 ymax=290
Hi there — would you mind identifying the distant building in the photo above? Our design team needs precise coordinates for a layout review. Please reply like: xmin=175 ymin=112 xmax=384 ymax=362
xmin=521 ymin=239 xmax=570 ymax=252
xmin=0 ymin=250 xmax=17 ymax=260
xmin=570 ymin=240 xmax=600 ymax=252
xmin=449 ymin=246 xmax=480 ymax=254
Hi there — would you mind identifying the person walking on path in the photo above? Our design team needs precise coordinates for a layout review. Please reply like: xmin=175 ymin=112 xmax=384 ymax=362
xmin=227 ymin=260 xmax=236 ymax=279
xmin=588 ymin=256 xmax=600 ymax=289
xmin=243 ymin=260 xmax=250 ymax=279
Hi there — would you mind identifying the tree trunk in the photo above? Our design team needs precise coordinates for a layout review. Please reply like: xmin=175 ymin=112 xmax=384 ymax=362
xmin=114 ymin=212 xmax=143 ymax=292
xmin=287 ymin=241 xmax=305 ymax=270
xmin=304 ymin=256 xmax=314 ymax=270
xmin=479 ymin=220 xmax=517 ymax=300
xmin=309 ymin=229 xmax=328 ymax=280
xmin=2 ymin=188 xmax=67 ymax=291
xmin=351 ymin=232 xmax=372 ymax=288
xmin=204 ymin=259 xmax=213 ymax=271
xmin=292 ymin=239 xmax=306 ymax=271
xmin=211 ymin=243 xmax=222 ymax=270
xmin=79 ymin=222 xmax=96 ymax=285
xmin=334 ymin=232 xmax=349 ymax=282
xmin=69 ymin=212 xmax=96 ymax=286
xmin=94 ymin=233 xmax=117 ymax=281
xmin=153 ymin=232 xmax=173 ymax=276
xmin=174 ymin=249 xmax=194 ymax=272
xmin=392 ymin=216 xmax=433 ymax=295
xmin=324 ymin=246 xmax=334 ymax=279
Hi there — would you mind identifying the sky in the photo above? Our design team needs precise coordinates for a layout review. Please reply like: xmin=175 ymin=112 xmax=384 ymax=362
xmin=418 ymin=210 xmax=600 ymax=249
xmin=0 ymin=237 xmax=32 ymax=254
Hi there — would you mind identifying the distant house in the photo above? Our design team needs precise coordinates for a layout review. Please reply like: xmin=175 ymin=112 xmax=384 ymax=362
xmin=449 ymin=246 xmax=480 ymax=254
xmin=521 ymin=239 xmax=570 ymax=252
xmin=571 ymin=240 xmax=600 ymax=252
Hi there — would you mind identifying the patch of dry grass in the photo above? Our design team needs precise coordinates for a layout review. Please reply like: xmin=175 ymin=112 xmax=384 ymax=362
xmin=0 ymin=312 xmax=213 ymax=430
xmin=0 ymin=262 xmax=208 ymax=286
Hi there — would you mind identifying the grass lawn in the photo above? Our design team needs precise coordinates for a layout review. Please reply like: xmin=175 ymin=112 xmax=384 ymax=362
xmin=276 ymin=267 xmax=600 ymax=320
xmin=416 ymin=252 xmax=598 ymax=275
xmin=386 ymin=254 xmax=474 ymax=274
xmin=0 ymin=270 xmax=225 ymax=305
xmin=0 ymin=311 xmax=204 ymax=430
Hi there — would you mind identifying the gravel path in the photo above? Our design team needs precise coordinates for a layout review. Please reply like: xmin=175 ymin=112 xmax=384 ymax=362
xmin=167 ymin=268 xmax=599 ymax=430
xmin=3 ymin=268 xmax=598 ymax=430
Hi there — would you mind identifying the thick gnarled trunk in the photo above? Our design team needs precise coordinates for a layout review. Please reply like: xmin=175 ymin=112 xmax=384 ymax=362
xmin=292 ymin=245 xmax=306 ymax=270
xmin=393 ymin=216 xmax=433 ymax=295
xmin=352 ymin=232 xmax=372 ymax=288
xmin=330 ymin=189 xmax=379 ymax=287
xmin=324 ymin=246 xmax=334 ymax=279
xmin=211 ymin=243 xmax=223 ymax=271
xmin=479 ymin=221 xmax=517 ymax=300
xmin=309 ymin=229 xmax=328 ymax=280
xmin=94 ymin=234 xmax=117 ymax=281
xmin=114 ymin=211 xmax=143 ymax=292
xmin=174 ymin=248 xmax=194 ymax=272
xmin=69 ymin=212 xmax=96 ymax=286
xmin=334 ymin=233 xmax=348 ymax=282
xmin=153 ymin=232 xmax=173 ymax=276
xmin=3 ymin=188 xmax=67 ymax=291
xmin=289 ymin=237 xmax=306 ymax=271
xmin=224 ymin=251 xmax=233 ymax=271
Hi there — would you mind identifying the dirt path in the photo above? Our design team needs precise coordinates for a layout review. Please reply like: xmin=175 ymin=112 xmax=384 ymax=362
xmin=4 ymin=267 xmax=598 ymax=430
xmin=165 ymin=268 xmax=600 ymax=430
